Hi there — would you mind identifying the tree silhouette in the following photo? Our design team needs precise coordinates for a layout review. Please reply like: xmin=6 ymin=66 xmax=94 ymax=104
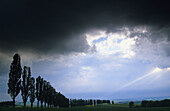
xmin=129 ymin=101 xmax=134 ymax=108
xmin=29 ymin=77 xmax=35 ymax=107
xmin=141 ymin=99 xmax=170 ymax=107
xmin=40 ymin=77 xmax=44 ymax=107
xmin=21 ymin=66 xmax=31 ymax=106
xmin=50 ymin=87 xmax=55 ymax=107
xmin=43 ymin=80 xmax=48 ymax=107
xmin=53 ymin=90 xmax=59 ymax=107
xmin=36 ymin=76 xmax=41 ymax=107
xmin=47 ymin=83 xmax=53 ymax=107
xmin=57 ymin=92 xmax=69 ymax=108
xmin=8 ymin=54 xmax=69 ymax=108
xmin=36 ymin=76 xmax=43 ymax=107
xmin=90 ymin=99 xmax=93 ymax=105
xmin=8 ymin=54 xmax=22 ymax=107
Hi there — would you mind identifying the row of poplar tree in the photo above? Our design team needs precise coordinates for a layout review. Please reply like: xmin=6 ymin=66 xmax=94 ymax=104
xmin=8 ymin=53 xmax=69 ymax=107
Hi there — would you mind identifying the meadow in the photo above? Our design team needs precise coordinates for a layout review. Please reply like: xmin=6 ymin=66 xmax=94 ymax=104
xmin=0 ymin=104 xmax=170 ymax=111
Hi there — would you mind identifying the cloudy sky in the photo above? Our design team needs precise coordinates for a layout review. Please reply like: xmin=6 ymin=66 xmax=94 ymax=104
xmin=0 ymin=0 xmax=170 ymax=101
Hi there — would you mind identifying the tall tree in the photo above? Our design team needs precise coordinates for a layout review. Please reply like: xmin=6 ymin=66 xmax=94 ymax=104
xmin=29 ymin=77 xmax=35 ymax=107
xmin=53 ymin=91 xmax=59 ymax=107
xmin=21 ymin=66 xmax=31 ymax=106
xmin=8 ymin=53 xmax=22 ymax=107
xmin=40 ymin=77 xmax=44 ymax=107
xmin=36 ymin=76 xmax=40 ymax=107
xmin=43 ymin=80 xmax=48 ymax=107
xmin=47 ymin=83 xmax=51 ymax=107
xmin=36 ymin=76 xmax=43 ymax=107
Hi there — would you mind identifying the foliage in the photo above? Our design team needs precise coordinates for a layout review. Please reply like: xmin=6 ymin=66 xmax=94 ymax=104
xmin=21 ymin=66 xmax=31 ymax=106
xmin=35 ymin=77 xmax=69 ymax=108
xmin=129 ymin=101 xmax=134 ymax=108
xmin=36 ymin=76 xmax=43 ymax=107
xmin=57 ymin=92 xmax=69 ymax=108
xmin=8 ymin=54 xmax=22 ymax=107
xmin=42 ymin=80 xmax=48 ymax=107
xmin=40 ymin=77 xmax=44 ymax=107
xmin=29 ymin=77 xmax=35 ymax=107
xmin=141 ymin=99 xmax=170 ymax=107
xmin=70 ymin=99 xmax=110 ymax=107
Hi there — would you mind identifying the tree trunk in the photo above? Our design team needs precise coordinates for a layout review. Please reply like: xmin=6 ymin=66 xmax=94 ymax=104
xmin=24 ymin=101 xmax=26 ymax=107
xmin=41 ymin=101 xmax=43 ymax=108
xmin=31 ymin=102 xmax=33 ymax=107
xmin=13 ymin=97 xmax=15 ymax=107
xmin=37 ymin=100 xmax=39 ymax=107
xmin=45 ymin=102 xmax=46 ymax=108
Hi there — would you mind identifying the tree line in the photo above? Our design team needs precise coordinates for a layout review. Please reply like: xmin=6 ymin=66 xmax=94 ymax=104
xmin=8 ymin=53 xmax=69 ymax=107
xmin=128 ymin=99 xmax=170 ymax=108
xmin=70 ymin=99 xmax=113 ymax=106
xmin=141 ymin=99 xmax=170 ymax=107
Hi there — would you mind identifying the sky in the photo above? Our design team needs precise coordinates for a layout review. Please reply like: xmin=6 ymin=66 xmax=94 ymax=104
xmin=0 ymin=0 xmax=170 ymax=101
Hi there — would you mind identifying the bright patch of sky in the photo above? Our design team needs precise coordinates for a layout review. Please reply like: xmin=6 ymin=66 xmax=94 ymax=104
xmin=86 ymin=30 xmax=136 ymax=58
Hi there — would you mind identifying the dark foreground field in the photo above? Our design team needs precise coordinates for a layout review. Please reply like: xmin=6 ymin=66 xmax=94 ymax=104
xmin=0 ymin=104 xmax=170 ymax=111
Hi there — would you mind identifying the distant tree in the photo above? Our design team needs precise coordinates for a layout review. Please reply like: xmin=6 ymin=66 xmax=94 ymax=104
xmin=129 ymin=101 xmax=134 ymax=108
xmin=53 ymin=90 xmax=59 ymax=107
xmin=8 ymin=54 xmax=22 ymax=107
xmin=141 ymin=99 xmax=170 ymax=107
xmin=112 ymin=101 xmax=114 ymax=104
xmin=141 ymin=100 xmax=149 ymax=107
xmin=90 ymin=99 xmax=93 ymax=105
xmin=21 ymin=66 xmax=31 ymax=106
xmin=162 ymin=99 xmax=170 ymax=107
xmin=94 ymin=100 xmax=96 ymax=105
xmin=46 ymin=82 xmax=51 ymax=107
xmin=47 ymin=84 xmax=53 ymax=107
xmin=51 ymin=87 xmax=56 ymax=107
xmin=36 ymin=76 xmax=43 ymax=107
xmin=69 ymin=99 xmax=91 ymax=107
xmin=40 ymin=77 xmax=44 ymax=107
xmin=97 ymin=99 xmax=101 ymax=105
xmin=43 ymin=80 xmax=48 ymax=107
xmin=29 ymin=77 xmax=35 ymax=107
xmin=106 ymin=100 xmax=110 ymax=104
xmin=57 ymin=92 xmax=69 ymax=108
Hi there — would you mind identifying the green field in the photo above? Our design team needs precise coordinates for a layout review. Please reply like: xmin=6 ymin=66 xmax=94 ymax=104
xmin=0 ymin=104 xmax=170 ymax=111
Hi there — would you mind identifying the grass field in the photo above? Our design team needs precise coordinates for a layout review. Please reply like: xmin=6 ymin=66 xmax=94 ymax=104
xmin=0 ymin=104 xmax=170 ymax=111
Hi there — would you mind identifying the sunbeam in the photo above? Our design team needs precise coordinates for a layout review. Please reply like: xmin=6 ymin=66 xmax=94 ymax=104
xmin=113 ymin=67 xmax=170 ymax=92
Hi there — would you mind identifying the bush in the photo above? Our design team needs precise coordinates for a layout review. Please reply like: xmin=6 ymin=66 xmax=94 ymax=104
xmin=129 ymin=101 xmax=134 ymax=108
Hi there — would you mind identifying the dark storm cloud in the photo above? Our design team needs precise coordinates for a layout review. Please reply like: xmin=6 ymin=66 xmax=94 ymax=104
xmin=0 ymin=0 xmax=170 ymax=55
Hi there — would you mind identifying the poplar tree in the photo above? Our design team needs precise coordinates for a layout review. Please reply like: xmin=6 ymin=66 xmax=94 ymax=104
xmin=43 ymin=80 xmax=48 ymax=107
xmin=21 ymin=66 xmax=31 ymax=106
xmin=36 ymin=76 xmax=43 ymax=107
xmin=29 ymin=77 xmax=35 ymax=107
xmin=40 ymin=77 xmax=44 ymax=107
xmin=8 ymin=53 xmax=22 ymax=107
